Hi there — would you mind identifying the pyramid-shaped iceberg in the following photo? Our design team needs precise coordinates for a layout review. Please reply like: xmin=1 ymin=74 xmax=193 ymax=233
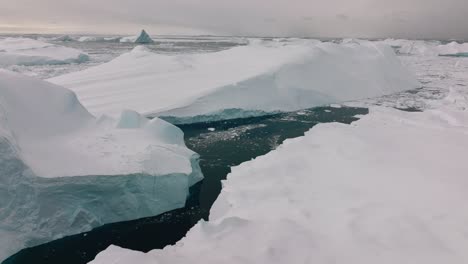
xmin=135 ymin=29 xmax=154 ymax=44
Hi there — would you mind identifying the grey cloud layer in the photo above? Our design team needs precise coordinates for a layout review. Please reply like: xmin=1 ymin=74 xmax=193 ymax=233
xmin=1 ymin=0 xmax=467 ymax=38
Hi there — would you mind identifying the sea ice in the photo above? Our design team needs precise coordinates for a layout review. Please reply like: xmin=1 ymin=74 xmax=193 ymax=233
xmin=49 ymin=40 xmax=420 ymax=122
xmin=90 ymin=85 xmax=468 ymax=264
xmin=0 ymin=70 xmax=202 ymax=261
xmin=0 ymin=37 xmax=89 ymax=66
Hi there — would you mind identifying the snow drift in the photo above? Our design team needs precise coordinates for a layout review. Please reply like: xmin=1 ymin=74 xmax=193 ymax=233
xmin=0 ymin=37 xmax=89 ymax=66
xmin=0 ymin=70 xmax=202 ymax=261
xmin=90 ymin=86 xmax=468 ymax=264
xmin=49 ymin=40 xmax=420 ymax=122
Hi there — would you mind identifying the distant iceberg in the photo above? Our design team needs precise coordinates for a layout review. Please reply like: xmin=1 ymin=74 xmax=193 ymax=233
xmin=49 ymin=40 xmax=420 ymax=122
xmin=78 ymin=36 xmax=121 ymax=42
xmin=120 ymin=30 xmax=154 ymax=44
xmin=0 ymin=37 xmax=89 ymax=66
xmin=0 ymin=70 xmax=202 ymax=261
xmin=53 ymin=35 xmax=75 ymax=42
xmin=135 ymin=30 xmax=154 ymax=44
xmin=437 ymin=41 xmax=468 ymax=56
xmin=380 ymin=39 xmax=468 ymax=56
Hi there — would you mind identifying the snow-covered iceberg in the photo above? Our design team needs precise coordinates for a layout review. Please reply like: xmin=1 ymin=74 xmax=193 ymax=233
xmin=53 ymin=35 xmax=75 ymax=42
xmin=437 ymin=41 xmax=468 ymax=56
xmin=0 ymin=37 xmax=89 ymax=66
xmin=78 ymin=36 xmax=121 ymax=42
xmin=49 ymin=40 xmax=420 ymax=122
xmin=90 ymin=86 xmax=468 ymax=264
xmin=0 ymin=70 xmax=202 ymax=261
xmin=380 ymin=39 xmax=468 ymax=57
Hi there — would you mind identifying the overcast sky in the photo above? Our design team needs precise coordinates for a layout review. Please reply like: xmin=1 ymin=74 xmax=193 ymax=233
xmin=0 ymin=0 xmax=467 ymax=39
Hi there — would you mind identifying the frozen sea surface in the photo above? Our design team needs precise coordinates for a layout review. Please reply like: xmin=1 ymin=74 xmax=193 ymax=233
xmin=0 ymin=34 xmax=247 ymax=79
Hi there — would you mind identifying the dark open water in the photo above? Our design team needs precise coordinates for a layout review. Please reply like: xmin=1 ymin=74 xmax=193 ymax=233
xmin=4 ymin=106 xmax=367 ymax=264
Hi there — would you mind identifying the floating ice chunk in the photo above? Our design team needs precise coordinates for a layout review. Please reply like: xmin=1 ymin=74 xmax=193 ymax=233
xmin=0 ymin=70 xmax=202 ymax=261
xmin=0 ymin=37 xmax=89 ymax=66
xmin=54 ymin=35 xmax=75 ymax=42
xmin=49 ymin=40 xmax=419 ymax=122
xmin=78 ymin=36 xmax=121 ymax=42
xmin=90 ymin=88 xmax=468 ymax=264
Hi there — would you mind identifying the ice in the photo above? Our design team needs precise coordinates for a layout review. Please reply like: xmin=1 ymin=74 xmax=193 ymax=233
xmin=49 ymin=40 xmax=419 ymax=122
xmin=54 ymin=35 xmax=75 ymax=42
xmin=135 ymin=30 xmax=154 ymax=44
xmin=0 ymin=37 xmax=89 ymax=66
xmin=0 ymin=70 xmax=202 ymax=261
xmin=119 ymin=30 xmax=154 ymax=44
xmin=437 ymin=41 xmax=468 ymax=56
xmin=90 ymin=84 xmax=468 ymax=264
xmin=78 ymin=36 xmax=122 ymax=42
xmin=380 ymin=39 xmax=468 ymax=57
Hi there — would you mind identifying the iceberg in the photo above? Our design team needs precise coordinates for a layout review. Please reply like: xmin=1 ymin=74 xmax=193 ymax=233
xmin=437 ymin=41 xmax=468 ymax=57
xmin=135 ymin=30 xmax=154 ymax=44
xmin=53 ymin=35 xmax=75 ymax=42
xmin=90 ymin=86 xmax=468 ymax=264
xmin=120 ymin=30 xmax=154 ymax=44
xmin=78 ymin=36 xmax=122 ymax=42
xmin=49 ymin=40 xmax=420 ymax=122
xmin=0 ymin=70 xmax=202 ymax=261
xmin=380 ymin=39 xmax=468 ymax=57
xmin=0 ymin=37 xmax=89 ymax=66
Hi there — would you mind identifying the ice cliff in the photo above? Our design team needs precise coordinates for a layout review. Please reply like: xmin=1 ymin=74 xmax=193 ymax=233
xmin=0 ymin=70 xmax=202 ymax=261
xmin=90 ymin=84 xmax=468 ymax=264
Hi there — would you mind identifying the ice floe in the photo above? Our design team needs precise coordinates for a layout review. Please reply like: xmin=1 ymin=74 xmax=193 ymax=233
xmin=0 ymin=70 xmax=202 ymax=260
xmin=49 ymin=40 xmax=420 ymax=122
xmin=0 ymin=37 xmax=89 ymax=66
xmin=90 ymin=80 xmax=468 ymax=264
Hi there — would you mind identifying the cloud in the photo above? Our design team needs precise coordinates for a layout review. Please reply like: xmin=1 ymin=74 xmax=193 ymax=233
xmin=0 ymin=0 xmax=467 ymax=38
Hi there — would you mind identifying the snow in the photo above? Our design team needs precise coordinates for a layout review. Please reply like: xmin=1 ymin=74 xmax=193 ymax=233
xmin=90 ymin=83 xmax=468 ymax=264
xmin=49 ymin=40 xmax=420 ymax=122
xmin=0 ymin=70 xmax=202 ymax=261
xmin=0 ymin=37 xmax=89 ymax=66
